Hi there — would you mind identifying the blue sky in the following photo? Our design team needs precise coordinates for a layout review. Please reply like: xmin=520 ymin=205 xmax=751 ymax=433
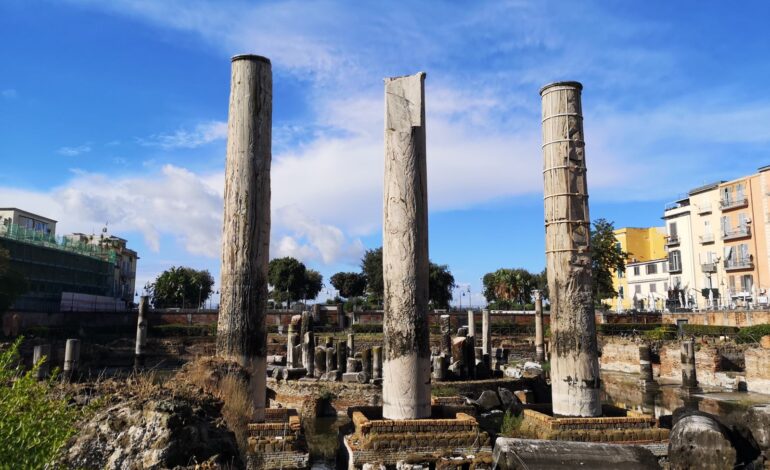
xmin=1 ymin=1 xmax=769 ymax=306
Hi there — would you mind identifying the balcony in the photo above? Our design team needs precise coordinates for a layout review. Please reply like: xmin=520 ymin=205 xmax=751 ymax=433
xmin=722 ymin=226 xmax=751 ymax=241
xmin=701 ymin=262 xmax=717 ymax=273
xmin=699 ymin=233 xmax=715 ymax=244
xmin=697 ymin=203 xmax=712 ymax=214
xmin=720 ymin=197 xmax=748 ymax=211
xmin=665 ymin=235 xmax=680 ymax=246
xmin=724 ymin=257 xmax=753 ymax=271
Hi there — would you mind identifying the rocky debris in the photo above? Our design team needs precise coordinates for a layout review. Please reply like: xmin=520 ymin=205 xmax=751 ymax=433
xmin=498 ymin=387 xmax=515 ymax=408
xmin=503 ymin=361 xmax=543 ymax=379
xmin=760 ymin=335 xmax=770 ymax=349
xmin=745 ymin=405 xmax=770 ymax=455
xmin=476 ymin=390 xmax=501 ymax=411
xmin=669 ymin=409 xmax=761 ymax=470
xmin=59 ymin=384 xmax=241 ymax=469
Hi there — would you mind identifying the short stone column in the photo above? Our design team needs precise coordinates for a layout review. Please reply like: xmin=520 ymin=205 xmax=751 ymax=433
xmin=314 ymin=346 xmax=326 ymax=378
xmin=382 ymin=72 xmax=431 ymax=419
xmin=467 ymin=310 xmax=476 ymax=339
xmin=439 ymin=315 xmax=452 ymax=356
xmin=301 ymin=311 xmax=313 ymax=339
xmin=361 ymin=348 xmax=372 ymax=381
xmin=372 ymin=346 xmax=383 ymax=380
xmin=482 ymin=309 xmax=491 ymax=358
xmin=534 ymin=290 xmax=545 ymax=363
xmin=337 ymin=340 xmax=347 ymax=373
xmin=33 ymin=344 xmax=51 ymax=380
xmin=63 ymin=338 xmax=80 ymax=382
xmin=216 ymin=54 xmax=272 ymax=422
xmin=302 ymin=331 xmax=315 ymax=377
xmin=639 ymin=344 xmax=656 ymax=389
xmin=325 ymin=347 xmax=336 ymax=373
xmin=681 ymin=339 xmax=698 ymax=390
xmin=287 ymin=323 xmax=298 ymax=367
xmin=432 ymin=355 xmax=447 ymax=381
xmin=347 ymin=333 xmax=355 ymax=357
xmin=134 ymin=295 xmax=149 ymax=369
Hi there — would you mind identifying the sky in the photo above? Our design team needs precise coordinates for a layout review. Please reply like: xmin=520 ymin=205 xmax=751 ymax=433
xmin=1 ymin=0 xmax=769 ymax=307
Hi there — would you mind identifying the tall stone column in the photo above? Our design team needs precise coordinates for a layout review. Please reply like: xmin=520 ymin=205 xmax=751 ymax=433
xmin=439 ymin=315 xmax=452 ymax=356
xmin=33 ymin=344 xmax=51 ymax=380
xmin=134 ymin=295 xmax=149 ymax=369
xmin=63 ymin=338 xmax=80 ymax=382
xmin=347 ymin=333 xmax=355 ymax=357
xmin=681 ymin=339 xmax=698 ymax=390
xmin=467 ymin=310 xmax=476 ymax=339
xmin=216 ymin=54 xmax=272 ymax=422
xmin=482 ymin=309 xmax=491 ymax=357
xmin=382 ymin=72 xmax=431 ymax=419
xmin=534 ymin=290 xmax=545 ymax=363
xmin=540 ymin=81 xmax=601 ymax=417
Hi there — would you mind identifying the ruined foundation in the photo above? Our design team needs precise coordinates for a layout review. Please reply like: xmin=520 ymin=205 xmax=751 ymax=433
xmin=246 ymin=408 xmax=309 ymax=469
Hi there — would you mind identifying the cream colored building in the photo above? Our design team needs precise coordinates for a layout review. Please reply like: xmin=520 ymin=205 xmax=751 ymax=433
xmin=662 ymin=197 xmax=698 ymax=308
xmin=626 ymin=258 xmax=670 ymax=311
xmin=604 ymin=227 xmax=666 ymax=311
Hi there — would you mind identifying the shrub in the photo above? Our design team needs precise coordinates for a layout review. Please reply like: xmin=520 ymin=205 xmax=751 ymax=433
xmin=736 ymin=324 xmax=770 ymax=344
xmin=149 ymin=323 xmax=216 ymax=337
xmin=0 ymin=338 xmax=80 ymax=468
xmin=643 ymin=326 xmax=677 ymax=341
xmin=598 ymin=323 xmax=671 ymax=336
xmin=351 ymin=323 xmax=383 ymax=334
xmin=682 ymin=324 xmax=739 ymax=337
xmin=501 ymin=410 xmax=524 ymax=436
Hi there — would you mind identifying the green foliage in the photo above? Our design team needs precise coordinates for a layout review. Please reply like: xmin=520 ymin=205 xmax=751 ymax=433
xmin=643 ymin=326 xmax=678 ymax=341
xmin=429 ymin=263 xmax=456 ymax=309
xmin=360 ymin=248 xmax=384 ymax=303
xmin=149 ymin=323 xmax=217 ymax=337
xmin=330 ymin=272 xmax=367 ymax=299
xmin=501 ymin=410 xmax=524 ymax=436
xmin=590 ymin=219 xmax=627 ymax=302
xmin=682 ymin=324 xmax=739 ymax=337
xmin=598 ymin=323 xmax=673 ymax=335
xmin=268 ymin=257 xmax=324 ymax=303
xmin=482 ymin=268 xmax=535 ymax=304
xmin=0 ymin=338 xmax=80 ymax=468
xmin=351 ymin=323 xmax=383 ymax=334
xmin=0 ymin=247 xmax=27 ymax=314
xmin=736 ymin=324 xmax=770 ymax=344
xmin=147 ymin=266 xmax=214 ymax=309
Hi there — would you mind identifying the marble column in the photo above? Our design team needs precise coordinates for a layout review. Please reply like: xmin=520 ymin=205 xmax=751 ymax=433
xmin=534 ymin=290 xmax=545 ymax=363
xmin=134 ymin=295 xmax=149 ymax=369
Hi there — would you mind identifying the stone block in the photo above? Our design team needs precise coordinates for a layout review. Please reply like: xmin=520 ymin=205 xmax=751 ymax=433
xmin=761 ymin=335 xmax=770 ymax=349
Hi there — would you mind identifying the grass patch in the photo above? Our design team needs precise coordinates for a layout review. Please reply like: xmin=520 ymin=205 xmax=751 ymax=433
xmin=500 ymin=410 xmax=524 ymax=436
xmin=431 ymin=385 xmax=458 ymax=397
xmin=0 ymin=338 xmax=81 ymax=468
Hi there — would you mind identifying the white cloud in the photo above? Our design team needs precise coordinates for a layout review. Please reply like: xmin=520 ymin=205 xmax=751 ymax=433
xmin=138 ymin=120 xmax=227 ymax=149
xmin=57 ymin=143 xmax=92 ymax=156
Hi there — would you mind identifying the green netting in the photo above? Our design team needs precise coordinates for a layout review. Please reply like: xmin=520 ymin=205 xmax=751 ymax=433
xmin=0 ymin=223 xmax=117 ymax=263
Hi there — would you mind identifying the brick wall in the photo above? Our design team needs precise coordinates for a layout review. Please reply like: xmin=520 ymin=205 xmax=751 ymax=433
xmin=745 ymin=347 xmax=770 ymax=394
xmin=599 ymin=339 xmax=642 ymax=373
xmin=663 ymin=310 xmax=770 ymax=327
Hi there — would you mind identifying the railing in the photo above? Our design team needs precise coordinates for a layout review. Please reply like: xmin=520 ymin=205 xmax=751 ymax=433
xmin=699 ymin=233 xmax=715 ymax=243
xmin=722 ymin=226 xmax=751 ymax=241
xmin=0 ymin=223 xmax=117 ymax=263
xmin=666 ymin=235 xmax=680 ymax=246
xmin=720 ymin=197 xmax=748 ymax=210
xmin=724 ymin=257 xmax=753 ymax=270
xmin=697 ymin=203 xmax=712 ymax=214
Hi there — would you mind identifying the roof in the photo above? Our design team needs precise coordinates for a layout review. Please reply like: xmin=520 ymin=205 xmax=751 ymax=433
xmin=688 ymin=181 xmax=723 ymax=196
xmin=0 ymin=208 xmax=57 ymax=223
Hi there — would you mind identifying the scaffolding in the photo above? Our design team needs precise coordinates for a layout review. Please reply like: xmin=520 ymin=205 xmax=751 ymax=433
xmin=0 ymin=223 xmax=117 ymax=263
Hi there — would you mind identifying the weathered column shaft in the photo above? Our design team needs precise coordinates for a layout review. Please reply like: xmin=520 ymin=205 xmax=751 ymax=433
xmin=216 ymin=54 xmax=272 ymax=422
xmin=325 ymin=347 xmax=336 ymax=373
xmin=63 ymin=338 xmax=80 ymax=382
xmin=135 ymin=296 xmax=149 ymax=368
xmin=33 ymin=344 xmax=51 ymax=380
xmin=347 ymin=333 xmax=355 ymax=357
xmin=534 ymin=290 xmax=545 ymax=363
xmin=302 ymin=331 xmax=315 ymax=376
xmin=541 ymin=81 xmax=601 ymax=417
xmin=482 ymin=309 xmax=491 ymax=357
xmin=467 ymin=310 xmax=476 ymax=339
xmin=681 ymin=339 xmax=698 ymax=389
xmin=337 ymin=340 xmax=347 ymax=373
xmin=362 ymin=348 xmax=372 ymax=381
xmin=439 ymin=314 xmax=452 ymax=356
xmin=382 ymin=72 xmax=431 ymax=419
xmin=314 ymin=346 xmax=326 ymax=377
xmin=372 ymin=346 xmax=383 ymax=379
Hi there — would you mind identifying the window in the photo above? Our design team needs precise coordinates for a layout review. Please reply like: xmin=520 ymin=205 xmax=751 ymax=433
xmin=633 ymin=266 xmax=640 ymax=276
xmin=721 ymin=216 xmax=730 ymax=236
xmin=738 ymin=213 xmax=748 ymax=232
xmin=741 ymin=275 xmax=753 ymax=292
xmin=723 ymin=187 xmax=731 ymax=205
xmin=649 ymin=283 xmax=657 ymax=293
xmin=669 ymin=250 xmax=681 ymax=272
xmin=618 ymin=286 xmax=624 ymax=298
xmin=662 ymin=262 xmax=668 ymax=273
xmin=669 ymin=222 xmax=678 ymax=239
xmin=634 ymin=285 xmax=642 ymax=294
xmin=618 ymin=269 xmax=624 ymax=279
xmin=646 ymin=264 xmax=657 ymax=275
xmin=736 ymin=183 xmax=745 ymax=201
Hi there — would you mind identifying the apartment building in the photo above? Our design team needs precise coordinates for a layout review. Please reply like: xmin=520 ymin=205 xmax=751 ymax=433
xmin=604 ymin=227 xmax=666 ymax=310
xmin=626 ymin=258 xmax=670 ymax=311
xmin=662 ymin=165 xmax=770 ymax=310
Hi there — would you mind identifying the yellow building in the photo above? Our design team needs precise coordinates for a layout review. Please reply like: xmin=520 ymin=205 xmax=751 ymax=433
xmin=604 ymin=227 xmax=667 ymax=310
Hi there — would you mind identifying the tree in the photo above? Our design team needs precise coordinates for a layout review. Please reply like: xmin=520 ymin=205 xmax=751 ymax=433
xmin=533 ymin=268 xmax=549 ymax=302
xmin=361 ymin=248 xmax=384 ymax=302
xmin=590 ymin=218 xmax=627 ymax=302
xmin=303 ymin=269 xmax=324 ymax=301
xmin=429 ymin=263 xmax=456 ymax=309
xmin=0 ymin=247 xmax=27 ymax=314
xmin=268 ymin=257 xmax=324 ymax=303
xmin=330 ymin=272 xmax=367 ymax=299
xmin=482 ymin=268 xmax=536 ymax=305
xmin=147 ymin=266 xmax=214 ymax=309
